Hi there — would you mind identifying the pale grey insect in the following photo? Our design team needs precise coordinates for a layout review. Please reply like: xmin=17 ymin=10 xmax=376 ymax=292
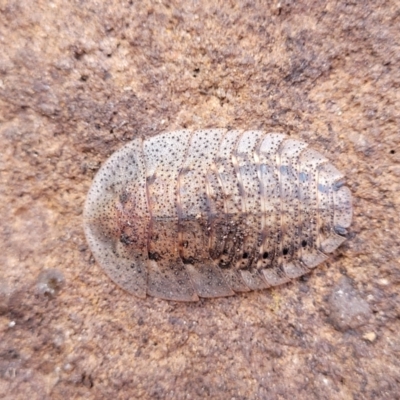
xmin=83 ymin=129 xmax=352 ymax=301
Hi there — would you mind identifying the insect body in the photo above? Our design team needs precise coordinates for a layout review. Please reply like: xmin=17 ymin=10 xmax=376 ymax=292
xmin=83 ymin=130 xmax=352 ymax=301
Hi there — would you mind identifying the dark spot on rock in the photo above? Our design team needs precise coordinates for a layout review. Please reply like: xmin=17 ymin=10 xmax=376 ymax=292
xmin=0 ymin=348 xmax=19 ymax=360
xmin=81 ymin=373 xmax=93 ymax=388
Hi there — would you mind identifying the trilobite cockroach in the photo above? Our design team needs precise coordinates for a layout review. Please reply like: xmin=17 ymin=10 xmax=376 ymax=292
xmin=83 ymin=129 xmax=352 ymax=301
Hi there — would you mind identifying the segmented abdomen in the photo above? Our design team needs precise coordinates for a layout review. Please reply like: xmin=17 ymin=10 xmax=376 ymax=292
xmin=83 ymin=130 xmax=352 ymax=301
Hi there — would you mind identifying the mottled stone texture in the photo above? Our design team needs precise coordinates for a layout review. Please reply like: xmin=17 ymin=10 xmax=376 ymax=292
xmin=0 ymin=0 xmax=399 ymax=399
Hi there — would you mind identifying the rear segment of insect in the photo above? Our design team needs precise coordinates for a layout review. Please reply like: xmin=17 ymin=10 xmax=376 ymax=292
xmin=83 ymin=130 xmax=352 ymax=301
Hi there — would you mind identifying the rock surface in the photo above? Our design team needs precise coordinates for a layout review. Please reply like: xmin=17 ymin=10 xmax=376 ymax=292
xmin=1 ymin=1 xmax=399 ymax=399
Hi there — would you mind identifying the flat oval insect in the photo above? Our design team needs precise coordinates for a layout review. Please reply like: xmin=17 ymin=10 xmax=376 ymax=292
xmin=83 ymin=129 xmax=352 ymax=301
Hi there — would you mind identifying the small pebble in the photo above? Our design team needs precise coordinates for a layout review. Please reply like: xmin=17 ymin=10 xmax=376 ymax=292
xmin=363 ymin=332 xmax=377 ymax=342
xmin=36 ymin=269 xmax=65 ymax=298
xmin=328 ymin=277 xmax=372 ymax=331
